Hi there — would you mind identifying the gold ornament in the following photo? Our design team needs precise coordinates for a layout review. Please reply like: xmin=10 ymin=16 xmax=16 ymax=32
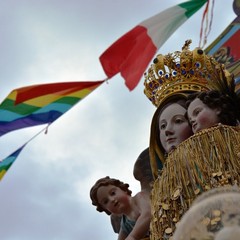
xmin=144 ymin=39 xmax=233 ymax=107
xmin=150 ymin=125 xmax=240 ymax=240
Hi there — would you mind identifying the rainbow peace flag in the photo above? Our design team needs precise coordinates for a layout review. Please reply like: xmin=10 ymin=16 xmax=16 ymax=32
xmin=0 ymin=144 xmax=26 ymax=180
xmin=0 ymin=81 xmax=104 ymax=136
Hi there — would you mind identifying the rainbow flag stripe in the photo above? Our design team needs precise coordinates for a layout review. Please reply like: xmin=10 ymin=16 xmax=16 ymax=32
xmin=0 ymin=81 xmax=103 ymax=136
xmin=0 ymin=144 xmax=26 ymax=180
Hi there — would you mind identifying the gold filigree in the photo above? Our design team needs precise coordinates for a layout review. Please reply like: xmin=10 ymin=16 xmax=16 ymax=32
xmin=144 ymin=39 xmax=232 ymax=107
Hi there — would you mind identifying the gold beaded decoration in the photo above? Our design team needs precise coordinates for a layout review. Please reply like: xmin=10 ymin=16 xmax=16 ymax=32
xmin=144 ymin=40 xmax=232 ymax=107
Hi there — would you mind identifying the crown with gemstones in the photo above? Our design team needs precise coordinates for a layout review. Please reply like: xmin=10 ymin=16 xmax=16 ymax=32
xmin=144 ymin=40 xmax=231 ymax=107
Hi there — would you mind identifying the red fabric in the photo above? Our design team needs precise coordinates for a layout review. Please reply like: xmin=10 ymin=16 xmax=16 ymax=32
xmin=100 ymin=26 xmax=157 ymax=91
xmin=15 ymin=81 xmax=104 ymax=104
xmin=223 ymin=29 xmax=240 ymax=60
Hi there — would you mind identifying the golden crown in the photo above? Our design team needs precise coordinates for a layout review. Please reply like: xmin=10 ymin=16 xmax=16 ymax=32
xmin=144 ymin=40 xmax=231 ymax=107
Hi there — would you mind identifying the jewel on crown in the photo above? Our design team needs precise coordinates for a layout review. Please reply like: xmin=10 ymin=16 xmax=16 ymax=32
xmin=144 ymin=39 xmax=223 ymax=107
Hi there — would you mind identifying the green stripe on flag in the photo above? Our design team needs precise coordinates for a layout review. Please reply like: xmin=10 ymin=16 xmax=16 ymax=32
xmin=180 ymin=0 xmax=207 ymax=18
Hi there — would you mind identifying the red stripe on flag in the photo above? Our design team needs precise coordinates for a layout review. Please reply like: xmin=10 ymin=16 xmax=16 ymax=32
xmin=100 ymin=26 xmax=157 ymax=91
xmin=15 ymin=81 xmax=104 ymax=104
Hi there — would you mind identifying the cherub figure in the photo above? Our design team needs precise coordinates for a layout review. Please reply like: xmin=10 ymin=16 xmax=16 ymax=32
xmin=186 ymin=90 xmax=239 ymax=133
xmin=90 ymin=176 xmax=151 ymax=240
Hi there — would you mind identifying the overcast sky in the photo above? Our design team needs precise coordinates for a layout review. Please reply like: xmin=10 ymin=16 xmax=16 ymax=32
xmin=0 ymin=1 xmax=236 ymax=239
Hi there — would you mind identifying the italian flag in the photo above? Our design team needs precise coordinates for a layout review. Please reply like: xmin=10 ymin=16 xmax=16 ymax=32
xmin=100 ymin=0 xmax=207 ymax=91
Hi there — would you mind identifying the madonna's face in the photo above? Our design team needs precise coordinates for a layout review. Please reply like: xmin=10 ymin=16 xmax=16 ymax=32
xmin=187 ymin=98 xmax=220 ymax=133
xmin=159 ymin=103 xmax=193 ymax=153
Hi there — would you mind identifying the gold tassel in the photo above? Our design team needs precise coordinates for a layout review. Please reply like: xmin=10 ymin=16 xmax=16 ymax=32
xmin=150 ymin=124 xmax=240 ymax=240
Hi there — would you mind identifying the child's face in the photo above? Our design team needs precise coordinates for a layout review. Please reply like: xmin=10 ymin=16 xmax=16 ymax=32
xmin=96 ymin=184 xmax=130 ymax=215
xmin=187 ymin=98 xmax=220 ymax=133
xmin=159 ymin=103 xmax=192 ymax=153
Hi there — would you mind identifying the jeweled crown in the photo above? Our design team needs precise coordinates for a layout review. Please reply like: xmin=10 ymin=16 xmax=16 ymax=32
xmin=144 ymin=40 xmax=230 ymax=107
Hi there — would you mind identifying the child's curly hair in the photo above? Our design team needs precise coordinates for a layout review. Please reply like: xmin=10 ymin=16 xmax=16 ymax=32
xmin=186 ymin=90 xmax=239 ymax=126
xmin=90 ymin=176 xmax=132 ymax=215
